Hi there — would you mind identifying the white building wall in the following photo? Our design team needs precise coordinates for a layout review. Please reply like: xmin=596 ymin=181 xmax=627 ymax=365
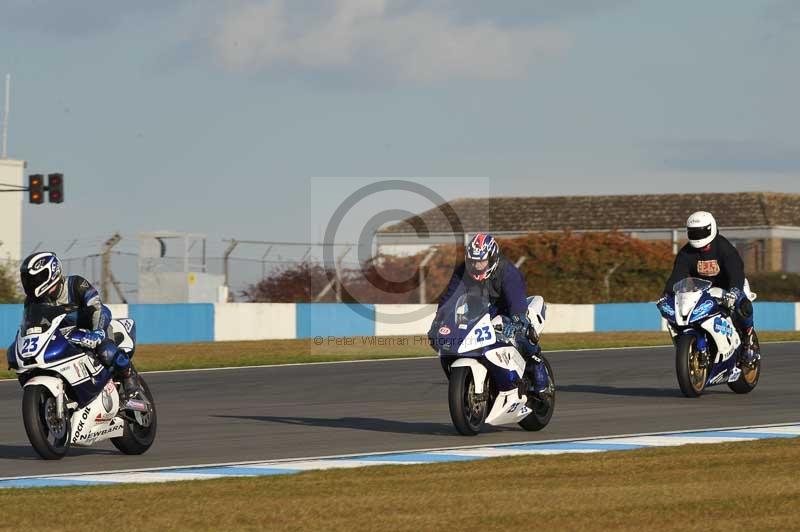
xmin=214 ymin=303 xmax=296 ymax=341
xmin=0 ymin=159 xmax=25 ymax=264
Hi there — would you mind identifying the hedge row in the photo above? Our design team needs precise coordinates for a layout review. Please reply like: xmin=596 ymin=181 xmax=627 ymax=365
xmin=244 ymin=231 xmax=800 ymax=304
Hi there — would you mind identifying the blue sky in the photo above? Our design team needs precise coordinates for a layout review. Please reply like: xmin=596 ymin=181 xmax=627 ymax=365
xmin=1 ymin=0 xmax=798 ymax=259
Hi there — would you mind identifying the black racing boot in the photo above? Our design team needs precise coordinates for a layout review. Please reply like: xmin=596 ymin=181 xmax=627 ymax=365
xmin=740 ymin=327 xmax=760 ymax=368
xmin=120 ymin=366 xmax=150 ymax=413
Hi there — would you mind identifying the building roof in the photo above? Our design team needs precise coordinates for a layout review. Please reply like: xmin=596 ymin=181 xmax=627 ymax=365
xmin=378 ymin=192 xmax=800 ymax=235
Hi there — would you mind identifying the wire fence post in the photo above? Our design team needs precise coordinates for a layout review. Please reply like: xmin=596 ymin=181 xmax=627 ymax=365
xmin=418 ymin=248 xmax=437 ymax=304
xmin=101 ymin=233 xmax=122 ymax=302
xmin=223 ymin=239 xmax=239 ymax=290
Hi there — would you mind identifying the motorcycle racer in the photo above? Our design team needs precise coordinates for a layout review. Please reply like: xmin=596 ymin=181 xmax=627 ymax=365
xmin=663 ymin=211 xmax=758 ymax=366
xmin=16 ymin=251 xmax=145 ymax=399
xmin=428 ymin=233 xmax=548 ymax=392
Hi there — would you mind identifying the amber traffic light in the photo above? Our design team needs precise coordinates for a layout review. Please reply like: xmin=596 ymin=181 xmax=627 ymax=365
xmin=28 ymin=174 xmax=44 ymax=204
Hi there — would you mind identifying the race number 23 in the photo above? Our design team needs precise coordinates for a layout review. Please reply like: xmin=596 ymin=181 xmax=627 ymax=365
xmin=474 ymin=326 xmax=491 ymax=341
xmin=21 ymin=337 xmax=39 ymax=354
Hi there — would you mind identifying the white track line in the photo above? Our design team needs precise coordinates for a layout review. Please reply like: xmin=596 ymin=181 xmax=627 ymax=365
xmin=2 ymin=421 xmax=798 ymax=482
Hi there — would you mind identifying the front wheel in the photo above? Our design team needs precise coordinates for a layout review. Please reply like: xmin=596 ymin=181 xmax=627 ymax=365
xmin=519 ymin=357 xmax=556 ymax=431
xmin=729 ymin=331 xmax=761 ymax=394
xmin=112 ymin=375 xmax=157 ymax=455
xmin=676 ymin=335 xmax=707 ymax=398
xmin=22 ymin=385 xmax=71 ymax=460
xmin=448 ymin=366 xmax=488 ymax=436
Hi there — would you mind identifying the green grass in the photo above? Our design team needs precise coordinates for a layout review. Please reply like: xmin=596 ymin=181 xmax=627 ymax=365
xmin=1 ymin=438 xmax=798 ymax=531
xmin=3 ymin=331 xmax=799 ymax=380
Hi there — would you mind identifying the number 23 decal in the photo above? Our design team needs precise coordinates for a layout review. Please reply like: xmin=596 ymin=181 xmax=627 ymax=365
xmin=21 ymin=337 xmax=39 ymax=354
xmin=474 ymin=326 xmax=491 ymax=341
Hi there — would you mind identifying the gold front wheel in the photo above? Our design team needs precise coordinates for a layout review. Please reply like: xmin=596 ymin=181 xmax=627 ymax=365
xmin=676 ymin=335 xmax=706 ymax=398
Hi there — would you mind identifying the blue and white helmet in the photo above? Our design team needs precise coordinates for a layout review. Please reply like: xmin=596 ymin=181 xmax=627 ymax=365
xmin=20 ymin=252 xmax=64 ymax=299
xmin=466 ymin=233 xmax=500 ymax=281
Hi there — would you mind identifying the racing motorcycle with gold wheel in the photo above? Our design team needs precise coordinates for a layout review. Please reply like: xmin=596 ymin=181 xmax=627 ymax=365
xmin=658 ymin=278 xmax=761 ymax=398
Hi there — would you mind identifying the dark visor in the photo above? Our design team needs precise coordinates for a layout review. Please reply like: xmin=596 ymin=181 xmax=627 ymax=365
xmin=687 ymin=225 xmax=712 ymax=241
xmin=21 ymin=270 xmax=50 ymax=295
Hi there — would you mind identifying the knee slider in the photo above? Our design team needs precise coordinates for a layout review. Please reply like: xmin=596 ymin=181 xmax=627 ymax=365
xmin=96 ymin=339 xmax=119 ymax=368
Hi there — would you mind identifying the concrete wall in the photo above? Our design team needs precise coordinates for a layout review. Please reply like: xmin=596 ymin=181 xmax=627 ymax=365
xmin=214 ymin=303 xmax=295 ymax=341
xmin=373 ymin=304 xmax=436 ymax=336
xmin=546 ymin=304 xmax=595 ymax=333
xmin=0 ymin=302 xmax=797 ymax=345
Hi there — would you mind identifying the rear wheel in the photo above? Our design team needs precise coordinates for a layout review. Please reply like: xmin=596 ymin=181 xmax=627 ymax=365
xmin=518 ymin=357 xmax=556 ymax=431
xmin=448 ymin=367 xmax=488 ymax=436
xmin=112 ymin=376 xmax=157 ymax=455
xmin=729 ymin=331 xmax=761 ymax=394
xmin=676 ymin=335 xmax=707 ymax=398
xmin=22 ymin=385 xmax=70 ymax=460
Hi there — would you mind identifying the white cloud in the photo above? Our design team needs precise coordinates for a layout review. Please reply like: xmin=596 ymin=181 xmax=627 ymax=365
xmin=211 ymin=0 xmax=571 ymax=83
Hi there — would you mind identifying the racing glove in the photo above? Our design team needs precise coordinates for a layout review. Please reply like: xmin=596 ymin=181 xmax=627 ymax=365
xmin=723 ymin=288 xmax=742 ymax=310
xmin=504 ymin=315 xmax=539 ymax=345
xmin=70 ymin=329 xmax=106 ymax=350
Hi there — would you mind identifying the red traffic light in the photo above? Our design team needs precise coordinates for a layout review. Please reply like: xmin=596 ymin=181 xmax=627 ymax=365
xmin=47 ymin=173 xmax=64 ymax=203
xmin=28 ymin=174 xmax=44 ymax=204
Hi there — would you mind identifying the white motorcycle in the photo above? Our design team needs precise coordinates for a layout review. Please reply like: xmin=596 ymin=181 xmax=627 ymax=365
xmin=658 ymin=278 xmax=761 ymax=398
xmin=436 ymin=294 xmax=555 ymax=435
xmin=7 ymin=306 xmax=156 ymax=459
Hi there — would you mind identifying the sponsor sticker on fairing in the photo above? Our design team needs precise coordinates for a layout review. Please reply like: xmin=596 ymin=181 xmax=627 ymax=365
xmin=438 ymin=326 xmax=451 ymax=335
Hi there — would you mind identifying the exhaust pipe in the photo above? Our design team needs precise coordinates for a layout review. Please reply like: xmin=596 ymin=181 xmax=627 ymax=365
xmin=122 ymin=398 xmax=150 ymax=413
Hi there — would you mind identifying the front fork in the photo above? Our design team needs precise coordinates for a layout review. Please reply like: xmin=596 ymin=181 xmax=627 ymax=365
xmin=673 ymin=326 xmax=711 ymax=369
xmin=55 ymin=392 xmax=65 ymax=420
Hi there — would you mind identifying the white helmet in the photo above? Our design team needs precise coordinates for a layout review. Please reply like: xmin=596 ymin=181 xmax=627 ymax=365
xmin=686 ymin=211 xmax=718 ymax=249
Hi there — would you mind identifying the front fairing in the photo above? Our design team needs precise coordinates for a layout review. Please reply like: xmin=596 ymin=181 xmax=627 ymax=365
xmin=15 ymin=314 xmax=80 ymax=369
xmin=666 ymin=278 xmax=720 ymax=327
xmin=436 ymin=292 xmax=500 ymax=355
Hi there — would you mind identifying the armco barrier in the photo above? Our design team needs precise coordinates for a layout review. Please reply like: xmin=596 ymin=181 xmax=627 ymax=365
xmin=0 ymin=304 xmax=23 ymax=347
xmin=547 ymin=304 xmax=595 ymax=333
xmin=373 ymin=304 xmax=436 ymax=336
xmin=128 ymin=304 xmax=215 ymax=344
xmin=753 ymin=302 xmax=796 ymax=332
xmin=0 ymin=301 xmax=797 ymax=346
xmin=296 ymin=303 xmax=375 ymax=339
xmin=594 ymin=303 xmax=663 ymax=332
xmin=214 ymin=303 xmax=295 ymax=341
xmin=797 ymin=303 xmax=800 ymax=332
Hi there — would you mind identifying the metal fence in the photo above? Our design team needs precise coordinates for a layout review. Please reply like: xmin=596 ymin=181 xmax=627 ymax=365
xmin=5 ymin=234 xmax=361 ymax=303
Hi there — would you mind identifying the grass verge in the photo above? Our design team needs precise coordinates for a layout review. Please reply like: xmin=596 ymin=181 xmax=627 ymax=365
xmin=3 ymin=331 xmax=799 ymax=380
xmin=1 ymin=438 xmax=799 ymax=531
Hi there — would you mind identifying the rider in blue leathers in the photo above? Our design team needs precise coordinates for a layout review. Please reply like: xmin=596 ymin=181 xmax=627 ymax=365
xmin=12 ymin=251 xmax=144 ymax=398
xmin=428 ymin=233 xmax=549 ymax=392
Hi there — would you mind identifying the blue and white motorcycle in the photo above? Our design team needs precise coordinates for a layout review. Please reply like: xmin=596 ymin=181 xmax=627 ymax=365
xmin=7 ymin=307 xmax=157 ymax=459
xmin=657 ymin=277 xmax=761 ymax=398
xmin=436 ymin=293 xmax=555 ymax=436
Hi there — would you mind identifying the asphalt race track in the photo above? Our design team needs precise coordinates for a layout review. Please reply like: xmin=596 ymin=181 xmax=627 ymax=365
xmin=1 ymin=342 xmax=798 ymax=478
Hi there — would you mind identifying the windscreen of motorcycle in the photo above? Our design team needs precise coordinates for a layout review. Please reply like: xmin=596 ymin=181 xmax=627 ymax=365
xmin=454 ymin=293 xmax=490 ymax=327
xmin=674 ymin=277 xmax=712 ymax=326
